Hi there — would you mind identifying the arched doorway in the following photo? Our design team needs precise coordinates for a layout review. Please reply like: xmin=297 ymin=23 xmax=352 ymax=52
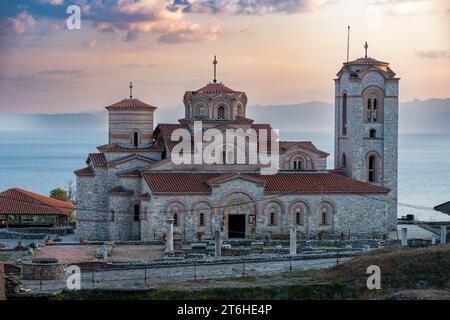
xmin=225 ymin=198 xmax=250 ymax=239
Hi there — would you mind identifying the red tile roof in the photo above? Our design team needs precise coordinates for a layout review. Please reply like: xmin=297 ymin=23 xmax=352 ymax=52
xmin=105 ymin=98 xmax=157 ymax=110
xmin=195 ymin=82 xmax=238 ymax=94
xmin=344 ymin=57 xmax=389 ymax=66
xmin=108 ymin=186 xmax=134 ymax=195
xmin=0 ymin=188 xmax=74 ymax=216
xmin=97 ymin=143 xmax=162 ymax=153
xmin=279 ymin=141 xmax=329 ymax=156
xmin=142 ymin=171 xmax=389 ymax=195
xmin=74 ymin=166 xmax=95 ymax=176
xmin=88 ymin=153 xmax=107 ymax=167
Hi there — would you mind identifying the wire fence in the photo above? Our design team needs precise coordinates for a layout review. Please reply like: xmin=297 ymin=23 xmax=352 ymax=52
xmin=28 ymin=254 xmax=346 ymax=292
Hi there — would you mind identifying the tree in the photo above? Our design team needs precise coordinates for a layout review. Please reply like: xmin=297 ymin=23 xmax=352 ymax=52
xmin=50 ymin=188 xmax=69 ymax=202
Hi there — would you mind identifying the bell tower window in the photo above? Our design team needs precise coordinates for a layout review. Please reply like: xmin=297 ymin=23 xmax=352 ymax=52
xmin=368 ymin=155 xmax=377 ymax=182
xmin=342 ymin=93 xmax=347 ymax=135
xmin=369 ymin=129 xmax=376 ymax=138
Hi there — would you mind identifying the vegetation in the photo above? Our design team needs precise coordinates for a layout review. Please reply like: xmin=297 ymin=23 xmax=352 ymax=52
xmin=49 ymin=188 xmax=70 ymax=202
xmin=50 ymin=245 xmax=450 ymax=300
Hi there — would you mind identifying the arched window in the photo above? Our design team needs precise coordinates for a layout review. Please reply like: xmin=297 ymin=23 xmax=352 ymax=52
xmin=293 ymin=159 xmax=302 ymax=170
xmin=321 ymin=211 xmax=329 ymax=225
xmin=368 ymin=155 xmax=377 ymax=182
xmin=342 ymin=93 xmax=347 ymax=135
xmin=217 ymin=105 xmax=225 ymax=120
xmin=111 ymin=210 xmax=115 ymax=222
xmin=295 ymin=209 xmax=303 ymax=225
xmin=269 ymin=210 xmax=277 ymax=226
xmin=133 ymin=204 xmax=140 ymax=222
xmin=236 ymin=104 xmax=243 ymax=117
xmin=199 ymin=212 xmax=205 ymax=226
xmin=195 ymin=105 xmax=207 ymax=118
xmin=133 ymin=132 xmax=139 ymax=147
xmin=342 ymin=153 xmax=347 ymax=168
xmin=369 ymin=129 xmax=376 ymax=138
xmin=173 ymin=211 xmax=179 ymax=226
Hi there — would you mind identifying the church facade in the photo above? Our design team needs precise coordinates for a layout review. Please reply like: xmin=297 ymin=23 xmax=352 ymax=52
xmin=75 ymin=53 xmax=399 ymax=241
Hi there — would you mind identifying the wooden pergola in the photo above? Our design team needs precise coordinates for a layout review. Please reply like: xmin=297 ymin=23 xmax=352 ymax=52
xmin=0 ymin=188 xmax=74 ymax=227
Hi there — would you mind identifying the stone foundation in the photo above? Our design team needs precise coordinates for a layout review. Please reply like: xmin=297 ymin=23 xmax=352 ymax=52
xmin=22 ymin=259 xmax=67 ymax=280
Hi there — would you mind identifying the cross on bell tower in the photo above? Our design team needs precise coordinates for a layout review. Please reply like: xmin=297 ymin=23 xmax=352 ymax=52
xmin=129 ymin=81 xmax=133 ymax=99
xmin=364 ymin=42 xmax=368 ymax=58
xmin=213 ymin=55 xmax=218 ymax=83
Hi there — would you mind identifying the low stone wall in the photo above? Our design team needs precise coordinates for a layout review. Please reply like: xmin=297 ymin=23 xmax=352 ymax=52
xmin=22 ymin=261 xmax=67 ymax=280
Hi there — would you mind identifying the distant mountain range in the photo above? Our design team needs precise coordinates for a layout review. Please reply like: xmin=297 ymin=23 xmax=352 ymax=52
xmin=0 ymin=98 xmax=448 ymax=134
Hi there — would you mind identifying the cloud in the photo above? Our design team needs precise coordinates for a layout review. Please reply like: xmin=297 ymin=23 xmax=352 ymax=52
xmin=415 ymin=47 xmax=450 ymax=59
xmin=171 ymin=0 xmax=326 ymax=14
xmin=36 ymin=69 xmax=87 ymax=79
xmin=0 ymin=0 xmax=326 ymax=43
xmin=0 ymin=11 xmax=36 ymax=35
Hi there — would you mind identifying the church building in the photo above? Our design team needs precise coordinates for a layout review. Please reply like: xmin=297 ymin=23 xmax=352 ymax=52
xmin=75 ymin=49 xmax=399 ymax=241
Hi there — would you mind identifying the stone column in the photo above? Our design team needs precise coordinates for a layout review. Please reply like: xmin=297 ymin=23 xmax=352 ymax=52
xmin=290 ymin=226 xmax=297 ymax=256
xmin=165 ymin=218 xmax=175 ymax=254
xmin=440 ymin=225 xmax=447 ymax=245
xmin=0 ymin=264 xmax=5 ymax=300
xmin=401 ymin=227 xmax=408 ymax=247
xmin=215 ymin=230 xmax=222 ymax=258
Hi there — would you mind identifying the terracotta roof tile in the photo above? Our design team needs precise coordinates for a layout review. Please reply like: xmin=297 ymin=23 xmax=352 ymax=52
xmin=97 ymin=143 xmax=162 ymax=153
xmin=74 ymin=166 xmax=95 ymax=176
xmin=195 ymin=82 xmax=238 ymax=95
xmin=105 ymin=98 xmax=157 ymax=110
xmin=344 ymin=57 xmax=389 ymax=66
xmin=279 ymin=141 xmax=329 ymax=156
xmin=0 ymin=188 xmax=74 ymax=216
xmin=108 ymin=186 xmax=134 ymax=195
xmin=88 ymin=153 xmax=107 ymax=167
xmin=142 ymin=171 xmax=389 ymax=195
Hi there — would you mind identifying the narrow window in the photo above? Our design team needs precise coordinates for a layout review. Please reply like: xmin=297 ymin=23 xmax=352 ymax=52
xmin=373 ymin=99 xmax=377 ymax=122
xmin=269 ymin=210 xmax=277 ymax=226
xmin=133 ymin=204 xmax=140 ymax=222
xmin=133 ymin=132 xmax=139 ymax=147
xmin=173 ymin=211 xmax=179 ymax=226
xmin=342 ymin=93 xmax=347 ymax=135
xmin=368 ymin=155 xmax=376 ymax=182
xmin=293 ymin=159 xmax=302 ymax=170
xmin=295 ymin=209 xmax=303 ymax=225
xmin=217 ymin=105 xmax=225 ymax=120
xmin=321 ymin=211 xmax=328 ymax=225
xmin=111 ymin=210 xmax=115 ymax=222
xmin=370 ymin=129 xmax=376 ymax=138
xmin=367 ymin=98 xmax=372 ymax=122
xmin=199 ymin=212 xmax=205 ymax=227
xmin=342 ymin=153 xmax=347 ymax=168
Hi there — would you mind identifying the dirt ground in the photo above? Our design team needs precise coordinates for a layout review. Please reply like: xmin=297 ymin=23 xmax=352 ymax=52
xmin=108 ymin=245 xmax=167 ymax=261
xmin=33 ymin=245 xmax=99 ymax=264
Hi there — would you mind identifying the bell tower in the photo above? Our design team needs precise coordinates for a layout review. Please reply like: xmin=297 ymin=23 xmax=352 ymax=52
xmin=334 ymin=43 xmax=399 ymax=230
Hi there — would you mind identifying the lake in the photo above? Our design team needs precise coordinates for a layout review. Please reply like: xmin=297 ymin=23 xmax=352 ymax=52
xmin=0 ymin=130 xmax=449 ymax=221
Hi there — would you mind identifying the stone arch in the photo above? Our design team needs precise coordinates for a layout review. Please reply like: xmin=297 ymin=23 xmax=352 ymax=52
xmin=194 ymin=102 xmax=209 ymax=119
xmin=190 ymin=199 xmax=214 ymax=229
xmin=283 ymin=151 xmax=314 ymax=170
xmin=313 ymin=200 xmax=336 ymax=229
xmin=288 ymin=199 xmax=311 ymax=227
xmin=213 ymin=102 xmax=230 ymax=120
xmin=163 ymin=200 xmax=187 ymax=228
xmin=362 ymin=85 xmax=384 ymax=123
xmin=264 ymin=200 xmax=285 ymax=226
xmin=130 ymin=128 xmax=142 ymax=147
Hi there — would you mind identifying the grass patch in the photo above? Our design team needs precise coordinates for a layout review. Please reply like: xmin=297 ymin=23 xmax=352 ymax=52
xmin=0 ymin=253 xmax=11 ymax=262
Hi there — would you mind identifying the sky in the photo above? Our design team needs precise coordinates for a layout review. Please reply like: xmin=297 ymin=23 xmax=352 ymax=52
xmin=0 ymin=0 xmax=449 ymax=114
